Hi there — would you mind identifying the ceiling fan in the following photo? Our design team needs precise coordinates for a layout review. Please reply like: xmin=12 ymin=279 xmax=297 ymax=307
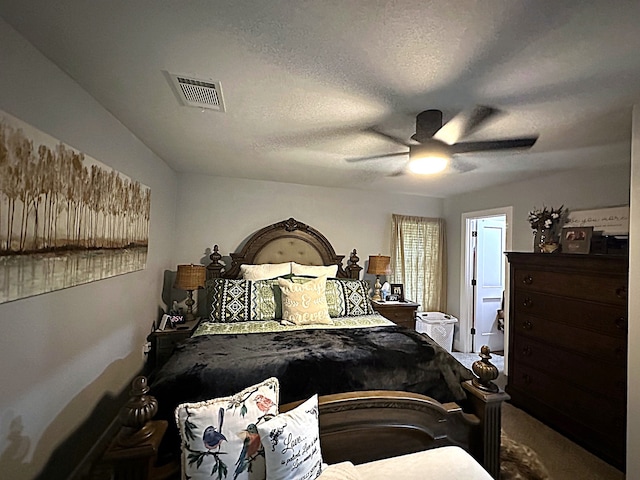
xmin=348 ymin=106 xmax=538 ymax=174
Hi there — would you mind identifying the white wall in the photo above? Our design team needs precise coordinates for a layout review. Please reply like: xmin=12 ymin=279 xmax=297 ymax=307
xmin=627 ymin=105 xmax=639 ymax=478
xmin=173 ymin=173 xmax=443 ymax=310
xmin=444 ymin=163 xmax=631 ymax=320
xmin=0 ymin=19 xmax=178 ymax=479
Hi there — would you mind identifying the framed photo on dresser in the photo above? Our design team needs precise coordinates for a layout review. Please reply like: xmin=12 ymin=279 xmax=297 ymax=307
xmin=389 ymin=284 xmax=404 ymax=302
xmin=561 ymin=226 xmax=593 ymax=254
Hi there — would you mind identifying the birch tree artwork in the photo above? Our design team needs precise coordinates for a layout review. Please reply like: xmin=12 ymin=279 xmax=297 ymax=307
xmin=0 ymin=111 xmax=150 ymax=304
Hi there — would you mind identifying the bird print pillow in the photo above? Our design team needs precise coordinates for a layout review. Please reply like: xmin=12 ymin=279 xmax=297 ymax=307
xmin=257 ymin=394 xmax=324 ymax=480
xmin=174 ymin=377 xmax=280 ymax=480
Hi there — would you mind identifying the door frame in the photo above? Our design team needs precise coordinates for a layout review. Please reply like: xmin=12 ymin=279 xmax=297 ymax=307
xmin=458 ymin=206 xmax=513 ymax=355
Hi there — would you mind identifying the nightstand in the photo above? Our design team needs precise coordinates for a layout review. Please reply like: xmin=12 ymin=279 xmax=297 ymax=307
xmin=371 ymin=300 xmax=420 ymax=329
xmin=147 ymin=318 xmax=200 ymax=370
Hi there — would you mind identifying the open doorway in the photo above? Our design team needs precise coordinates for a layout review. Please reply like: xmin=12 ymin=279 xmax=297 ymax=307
xmin=459 ymin=207 xmax=512 ymax=354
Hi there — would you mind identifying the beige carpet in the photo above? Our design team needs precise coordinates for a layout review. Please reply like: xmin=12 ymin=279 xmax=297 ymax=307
xmin=502 ymin=402 xmax=624 ymax=480
xmin=452 ymin=352 xmax=624 ymax=479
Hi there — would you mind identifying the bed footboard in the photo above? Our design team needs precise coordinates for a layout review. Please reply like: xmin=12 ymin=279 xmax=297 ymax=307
xmin=102 ymin=373 xmax=507 ymax=479
xmin=281 ymin=385 xmax=508 ymax=479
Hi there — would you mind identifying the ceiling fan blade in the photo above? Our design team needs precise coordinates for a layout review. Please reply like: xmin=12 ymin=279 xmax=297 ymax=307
xmin=346 ymin=151 xmax=408 ymax=163
xmin=366 ymin=127 xmax=413 ymax=147
xmin=433 ymin=106 xmax=500 ymax=145
xmin=450 ymin=137 xmax=538 ymax=154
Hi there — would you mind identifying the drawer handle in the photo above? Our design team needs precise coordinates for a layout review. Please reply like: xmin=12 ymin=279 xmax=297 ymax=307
xmin=522 ymin=346 xmax=532 ymax=356
xmin=615 ymin=346 xmax=626 ymax=360
xmin=615 ymin=317 xmax=627 ymax=331
xmin=522 ymin=275 xmax=533 ymax=285
xmin=522 ymin=297 xmax=533 ymax=308
xmin=522 ymin=373 xmax=532 ymax=385
xmin=616 ymin=286 xmax=627 ymax=299
xmin=522 ymin=320 xmax=533 ymax=330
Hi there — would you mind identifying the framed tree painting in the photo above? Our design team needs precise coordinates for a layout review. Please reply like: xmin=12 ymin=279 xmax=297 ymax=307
xmin=0 ymin=110 xmax=150 ymax=304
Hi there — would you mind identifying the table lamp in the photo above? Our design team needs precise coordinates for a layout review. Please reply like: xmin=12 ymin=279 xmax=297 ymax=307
xmin=367 ymin=255 xmax=390 ymax=301
xmin=174 ymin=264 xmax=206 ymax=321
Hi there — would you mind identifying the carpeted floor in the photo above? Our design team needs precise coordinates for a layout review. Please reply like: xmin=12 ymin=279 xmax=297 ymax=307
xmin=451 ymin=351 xmax=624 ymax=480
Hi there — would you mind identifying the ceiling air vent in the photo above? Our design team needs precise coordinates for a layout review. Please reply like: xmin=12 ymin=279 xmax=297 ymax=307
xmin=168 ymin=73 xmax=226 ymax=112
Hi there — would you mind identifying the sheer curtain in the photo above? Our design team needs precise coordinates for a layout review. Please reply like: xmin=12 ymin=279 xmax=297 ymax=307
xmin=390 ymin=214 xmax=447 ymax=312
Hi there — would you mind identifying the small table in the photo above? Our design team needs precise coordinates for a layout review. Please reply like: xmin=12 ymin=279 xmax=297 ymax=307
xmin=371 ymin=300 xmax=420 ymax=329
xmin=147 ymin=318 xmax=200 ymax=370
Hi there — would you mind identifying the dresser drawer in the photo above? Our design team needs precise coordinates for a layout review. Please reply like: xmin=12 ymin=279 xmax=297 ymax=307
xmin=371 ymin=301 xmax=419 ymax=329
xmin=512 ymin=314 xmax=626 ymax=366
xmin=513 ymin=289 xmax=627 ymax=337
xmin=509 ymin=363 xmax=626 ymax=437
xmin=511 ymin=336 xmax=627 ymax=399
xmin=381 ymin=308 xmax=415 ymax=328
xmin=513 ymin=268 xmax=627 ymax=306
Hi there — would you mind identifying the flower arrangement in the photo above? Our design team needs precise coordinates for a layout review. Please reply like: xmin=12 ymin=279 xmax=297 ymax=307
xmin=528 ymin=205 xmax=566 ymax=251
xmin=528 ymin=205 xmax=564 ymax=231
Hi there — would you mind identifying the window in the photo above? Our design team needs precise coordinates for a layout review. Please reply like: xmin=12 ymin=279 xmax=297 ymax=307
xmin=390 ymin=214 xmax=447 ymax=312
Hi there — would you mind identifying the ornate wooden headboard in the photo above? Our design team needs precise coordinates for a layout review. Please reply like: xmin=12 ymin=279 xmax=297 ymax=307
xmin=206 ymin=217 xmax=362 ymax=279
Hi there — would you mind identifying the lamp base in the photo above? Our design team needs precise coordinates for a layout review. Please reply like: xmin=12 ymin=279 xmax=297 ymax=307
xmin=185 ymin=290 xmax=196 ymax=322
xmin=371 ymin=276 xmax=382 ymax=302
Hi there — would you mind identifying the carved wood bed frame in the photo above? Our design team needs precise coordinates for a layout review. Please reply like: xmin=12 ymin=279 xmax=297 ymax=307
xmin=102 ymin=218 xmax=509 ymax=479
xmin=201 ymin=217 xmax=508 ymax=478
xmin=206 ymin=217 xmax=362 ymax=280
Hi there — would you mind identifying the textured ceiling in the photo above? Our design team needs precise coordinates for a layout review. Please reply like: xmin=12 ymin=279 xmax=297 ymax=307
xmin=1 ymin=1 xmax=639 ymax=197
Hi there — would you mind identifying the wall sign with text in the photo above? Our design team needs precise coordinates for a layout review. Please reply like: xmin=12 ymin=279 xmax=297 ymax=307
xmin=564 ymin=205 xmax=629 ymax=236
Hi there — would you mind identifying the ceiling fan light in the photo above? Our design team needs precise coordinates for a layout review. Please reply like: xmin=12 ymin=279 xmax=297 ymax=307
xmin=408 ymin=156 xmax=449 ymax=174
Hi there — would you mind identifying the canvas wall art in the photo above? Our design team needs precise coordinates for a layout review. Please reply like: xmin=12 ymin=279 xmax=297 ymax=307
xmin=0 ymin=111 xmax=150 ymax=304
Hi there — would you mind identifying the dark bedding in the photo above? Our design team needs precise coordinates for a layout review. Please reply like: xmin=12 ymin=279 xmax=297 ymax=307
xmin=149 ymin=325 xmax=473 ymax=435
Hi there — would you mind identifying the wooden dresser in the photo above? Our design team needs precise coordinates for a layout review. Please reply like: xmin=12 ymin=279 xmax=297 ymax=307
xmin=505 ymin=252 xmax=628 ymax=470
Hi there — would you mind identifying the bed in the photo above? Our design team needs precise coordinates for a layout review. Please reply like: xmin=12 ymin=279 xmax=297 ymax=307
xmin=148 ymin=217 xmax=507 ymax=478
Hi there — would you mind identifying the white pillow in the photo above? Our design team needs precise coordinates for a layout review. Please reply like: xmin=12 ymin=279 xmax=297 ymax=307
xmin=257 ymin=394 xmax=324 ymax=480
xmin=174 ymin=377 xmax=280 ymax=480
xmin=291 ymin=263 xmax=339 ymax=278
xmin=241 ymin=262 xmax=292 ymax=280
xmin=278 ymin=276 xmax=332 ymax=325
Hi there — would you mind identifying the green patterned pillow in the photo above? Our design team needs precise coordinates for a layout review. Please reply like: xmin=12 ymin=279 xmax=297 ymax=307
xmin=207 ymin=278 xmax=284 ymax=322
xmin=291 ymin=277 xmax=373 ymax=317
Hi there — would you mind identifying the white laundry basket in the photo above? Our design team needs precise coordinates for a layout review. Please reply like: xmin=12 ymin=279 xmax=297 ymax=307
xmin=416 ymin=312 xmax=458 ymax=353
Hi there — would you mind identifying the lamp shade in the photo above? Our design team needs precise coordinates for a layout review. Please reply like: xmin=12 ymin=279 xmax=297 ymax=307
xmin=367 ymin=255 xmax=390 ymax=276
xmin=174 ymin=264 xmax=206 ymax=290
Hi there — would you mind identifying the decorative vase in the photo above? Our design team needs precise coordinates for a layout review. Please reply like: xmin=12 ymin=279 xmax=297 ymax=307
xmin=533 ymin=228 xmax=547 ymax=253
xmin=534 ymin=228 xmax=560 ymax=253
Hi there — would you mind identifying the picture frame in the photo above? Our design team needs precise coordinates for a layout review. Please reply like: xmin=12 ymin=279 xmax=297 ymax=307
xmin=386 ymin=293 xmax=400 ymax=302
xmin=561 ymin=226 xmax=593 ymax=254
xmin=158 ymin=314 xmax=170 ymax=331
xmin=390 ymin=283 xmax=404 ymax=302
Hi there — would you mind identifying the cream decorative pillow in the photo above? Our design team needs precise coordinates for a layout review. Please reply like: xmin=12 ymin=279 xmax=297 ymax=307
xmin=241 ymin=262 xmax=292 ymax=280
xmin=257 ymin=394 xmax=324 ymax=480
xmin=174 ymin=378 xmax=280 ymax=480
xmin=278 ymin=276 xmax=332 ymax=325
xmin=291 ymin=262 xmax=339 ymax=278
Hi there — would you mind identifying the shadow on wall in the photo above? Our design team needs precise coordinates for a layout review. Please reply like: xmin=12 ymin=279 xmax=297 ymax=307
xmin=0 ymin=353 xmax=141 ymax=480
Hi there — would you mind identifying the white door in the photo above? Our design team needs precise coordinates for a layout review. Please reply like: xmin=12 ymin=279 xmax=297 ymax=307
xmin=473 ymin=217 xmax=506 ymax=353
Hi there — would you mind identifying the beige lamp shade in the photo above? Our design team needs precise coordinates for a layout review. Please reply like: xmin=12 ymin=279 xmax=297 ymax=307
xmin=174 ymin=264 xmax=206 ymax=290
xmin=367 ymin=255 xmax=391 ymax=276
